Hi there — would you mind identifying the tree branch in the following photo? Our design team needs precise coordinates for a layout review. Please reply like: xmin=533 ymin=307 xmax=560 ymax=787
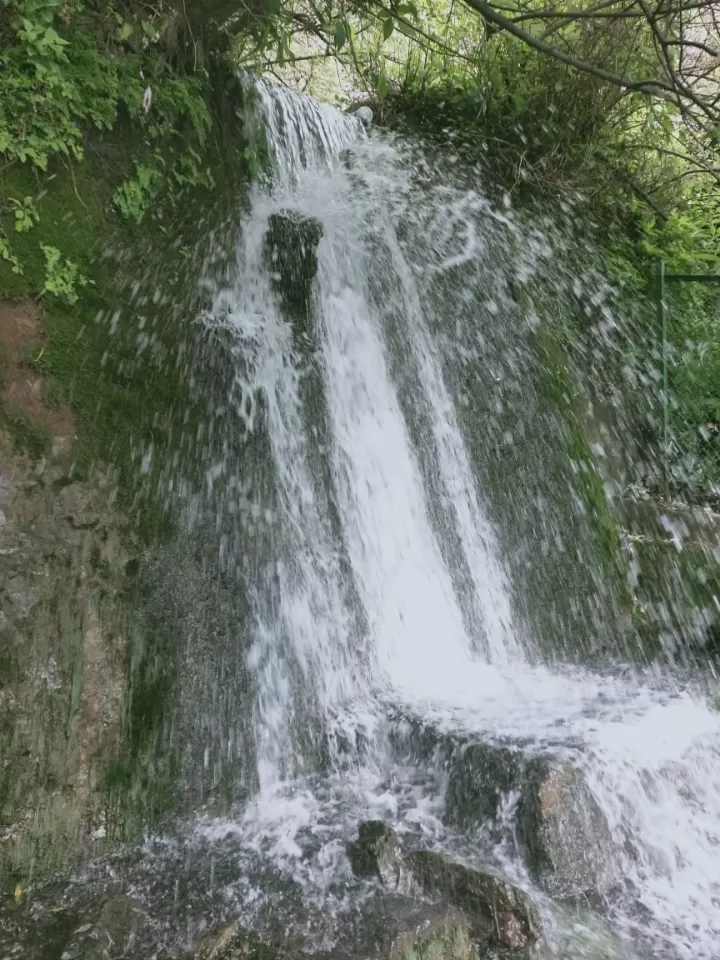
xmin=458 ymin=0 xmax=680 ymax=98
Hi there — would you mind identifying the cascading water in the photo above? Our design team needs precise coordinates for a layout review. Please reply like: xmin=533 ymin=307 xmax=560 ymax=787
xmin=197 ymin=79 xmax=720 ymax=960
xmin=180 ymin=80 xmax=720 ymax=960
xmin=5 ymin=79 xmax=719 ymax=960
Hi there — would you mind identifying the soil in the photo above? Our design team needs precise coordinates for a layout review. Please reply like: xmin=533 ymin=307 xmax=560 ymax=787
xmin=0 ymin=298 xmax=77 ymax=441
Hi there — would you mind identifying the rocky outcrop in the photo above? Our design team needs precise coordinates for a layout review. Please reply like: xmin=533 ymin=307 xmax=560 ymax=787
xmin=0 ymin=301 xmax=140 ymax=879
xmin=406 ymin=851 xmax=541 ymax=951
xmin=444 ymin=742 xmax=523 ymax=828
xmin=347 ymin=822 xmax=542 ymax=952
xmin=517 ymin=758 xmax=619 ymax=901
xmin=443 ymin=741 xmax=619 ymax=902
xmin=264 ymin=212 xmax=323 ymax=350
xmin=194 ymin=907 xmax=477 ymax=960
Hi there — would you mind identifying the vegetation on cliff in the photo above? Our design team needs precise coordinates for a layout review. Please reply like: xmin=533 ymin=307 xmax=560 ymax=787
xmin=2 ymin=0 xmax=719 ymax=505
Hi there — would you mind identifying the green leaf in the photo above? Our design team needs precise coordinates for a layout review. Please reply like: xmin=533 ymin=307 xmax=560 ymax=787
xmin=119 ymin=23 xmax=134 ymax=41
xmin=334 ymin=21 xmax=347 ymax=49
xmin=43 ymin=27 xmax=69 ymax=46
xmin=396 ymin=20 xmax=418 ymax=39
xmin=382 ymin=17 xmax=394 ymax=40
xmin=396 ymin=3 xmax=418 ymax=15
xmin=377 ymin=71 xmax=391 ymax=99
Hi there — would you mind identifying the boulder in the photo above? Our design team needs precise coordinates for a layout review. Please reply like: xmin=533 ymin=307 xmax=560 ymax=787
xmin=347 ymin=822 xmax=541 ymax=952
xmin=58 ymin=895 xmax=149 ymax=960
xmin=193 ymin=925 xmax=303 ymax=960
xmin=264 ymin=212 xmax=323 ymax=348
xmin=443 ymin=743 xmax=619 ymax=902
xmin=407 ymin=851 xmax=541 ymax=951
xmin=385 ymin=905 xmax=474 ymax=960
xmin=517 ymin=759 xmax=619 ymax=902
xmin=194 ymin=908 xmax=476 ymax=960
xmin=347 ymin=820 xmax=421 ymax=897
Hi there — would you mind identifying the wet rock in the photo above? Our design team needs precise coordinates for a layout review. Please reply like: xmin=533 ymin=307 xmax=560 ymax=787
xmin=442 ymin=741 xmax=618 ymax=902
xmin=362 ymin=901 xmax=475 ymax=960
xmin=4 ymin=574 xmax=41 ymax=617
xmin=196 ymin=904 xmax=477 ymax=960
xmin=62 ymin=895 xmax=148 ymax=959
xmin=407 ymin=851 xmax=541 ymax=951
xmin=348 ymin=823 xmax=542 ymax=952
xmin=264 ymin=212 xmax=323 ymax=349
xmin=444 ymin=742 xmax=523 ymax=827
xmin=347 ymin=820 xmax=421 ymax=896
xmin=194 ymin=922 xmax=241 ymax=960
xmin=517 ymin=758 xmax=619 ymax=901
xmin=193 ymin=925 xmax=307 ymax=960
xmin=352 ymin=106 xmax=374 ymax=126
xmin=388 ymin=714 xmax=455 ymax=767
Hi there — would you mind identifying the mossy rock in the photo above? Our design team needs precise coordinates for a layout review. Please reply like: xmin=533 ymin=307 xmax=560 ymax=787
xmin=407 ymin=851 xmax=541 ymax=951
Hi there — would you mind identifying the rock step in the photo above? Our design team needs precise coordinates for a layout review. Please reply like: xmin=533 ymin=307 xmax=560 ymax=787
xmin=389 ymin=717 xmax=620 ymax=902
xmin=347 ymin=821 xmax=541 ymax=953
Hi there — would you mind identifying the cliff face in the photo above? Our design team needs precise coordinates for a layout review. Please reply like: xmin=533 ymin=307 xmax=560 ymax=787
xmin=0 ymin=299 xmax=142 ymax=882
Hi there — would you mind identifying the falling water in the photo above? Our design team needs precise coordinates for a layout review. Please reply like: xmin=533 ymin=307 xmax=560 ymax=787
xmin=200 ymin=79 xmax=720 ymax=960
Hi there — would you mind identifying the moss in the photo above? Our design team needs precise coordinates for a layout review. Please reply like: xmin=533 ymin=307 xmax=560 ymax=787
xmin=1 ymin=403 xmax=51 ymax=460
xmin=0 ymin=72 xmax=253 ymax=538
xmin=402 ymin=925 xmax=473 ymax=960
xmin=539 ymin=325 xmax=628 ymax=588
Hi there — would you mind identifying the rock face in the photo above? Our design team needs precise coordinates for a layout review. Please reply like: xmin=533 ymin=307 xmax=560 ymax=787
xmin=264 ymin=212 xmax=324 ymax=349
xmin=347 ymin=822 xmax=542 ymax=952
xmin=0 ymin=436 xmax=134 ymax=878
xmin=443 ymin=742 xmax=619 ymax=901
xmin=0 ymin=301 xmax=139 ymax=880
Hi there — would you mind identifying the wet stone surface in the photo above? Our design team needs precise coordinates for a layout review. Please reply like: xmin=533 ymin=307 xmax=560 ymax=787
xmin=347 ymin=822 xmax=542 ymax=953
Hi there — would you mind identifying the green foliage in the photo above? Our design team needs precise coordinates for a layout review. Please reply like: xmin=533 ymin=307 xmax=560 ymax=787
xmin=10 ymin=196 xmax=39 ymax=234
xmin=113 ymin=163 xmax=163 ymax=222
xmin=0 ymin=0 xmax=117 ymax=171
xmin=0 ymin=0 xmax=218 ymax=272
xmin=41 ymin=243 xmax=91 ymax=304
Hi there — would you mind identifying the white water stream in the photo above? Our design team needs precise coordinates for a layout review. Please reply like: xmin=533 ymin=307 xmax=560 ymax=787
xmin=199 ymin=80 xmax=720 ymax=960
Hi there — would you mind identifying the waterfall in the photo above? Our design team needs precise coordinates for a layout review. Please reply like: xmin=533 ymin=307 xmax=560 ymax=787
xmin=197 ymin=80 xmax=720 ymax=960
xmin=209 ymin=81 xmax=524 ymax=781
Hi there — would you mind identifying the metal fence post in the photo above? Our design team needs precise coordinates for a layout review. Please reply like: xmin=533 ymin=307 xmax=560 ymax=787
xmin=655 ymin=260 xmax=668 ymax=492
